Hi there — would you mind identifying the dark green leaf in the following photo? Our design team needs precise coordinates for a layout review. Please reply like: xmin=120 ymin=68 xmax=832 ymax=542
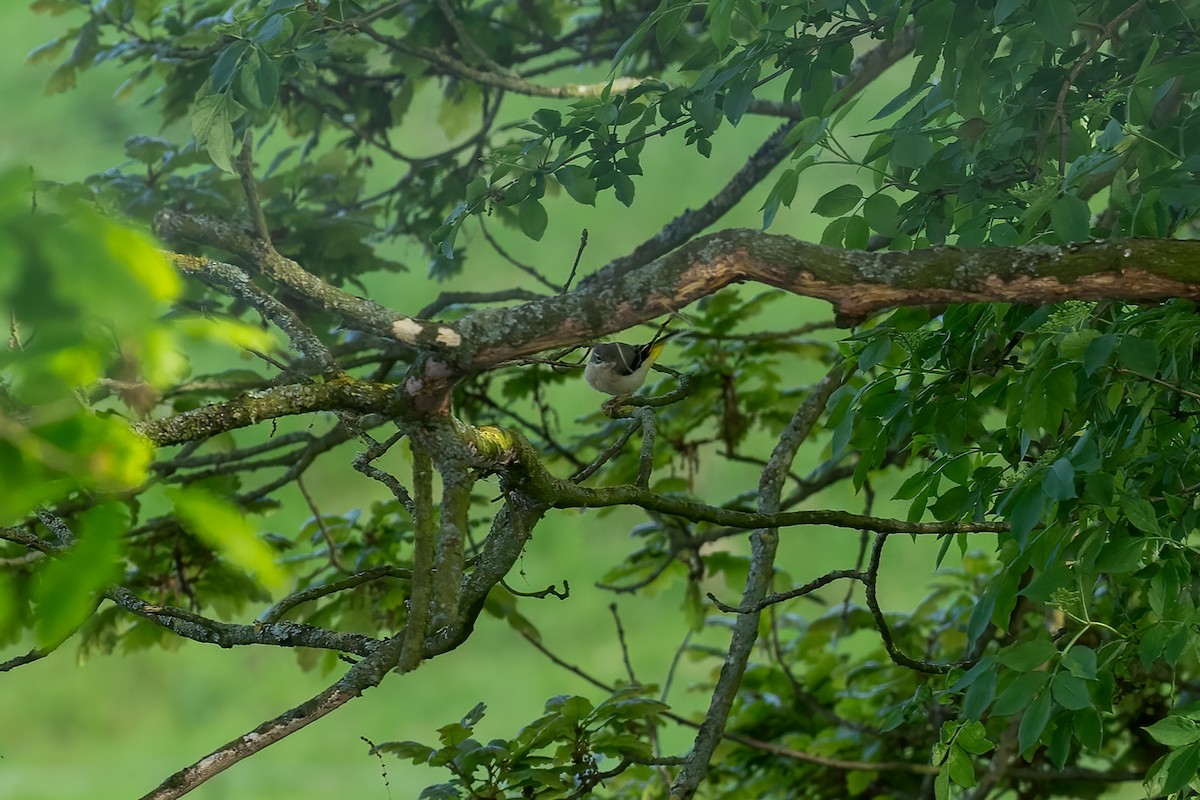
xmin=252 ymin=13 xmax=286 ymax=44
xmin=812 ymin=183 xmax=862 ymax=217
xmin=518 ymin=199 xmax=548 ymax=240
xmin=1083 ymin=332 xmax=1117 ymax=375
xmin=1042 ymin=457 xmax=1076 ymax=501
xmin=532 ymin=108 xmax=561 ymax=132
xmin=1121 ymin=494 xmax=1161 ymax=534
xmin=1032 ymin=0 xmax=1077 ymax=47
xmin=1075 ymin=709 xmax=1103 ymax=751
xmin=1050 ymin=195 xmax=1091 ymax=242
xmin=891 ymin=131 xmax=933 ymax=168
xmin=555 ymin=165 xmax=596 ymax=205
xmin=1007 ymin=484 xmax=1045 ymax=548
xmin=1051 ymin=671 xmax=1092 ymax=710
xmin=962 ymin=663 xmax=997 ymax=720
xmin=1017 ymin=690 xmax=1052 ymax=752
xmin=373 ymin=740 xmax=436 ymax=763
xmin=211 ymin=40 xmax=249 ymax=92
xmin=993 ymin=672 xmax=1047 ymax=716
xmin=863 ymin=193 xmax=900 ymax=236
xmin=1062 ymin=646 xmax=1097 ymax=680
xmin=998 ymin=639 xmax=1057 ymax=672
xmin=613 ymin=172 xmax=635 ymax=206
xmin=1117 ymin=335 xmax=1158 ymax=374
xmin=1146 ymin=716 xmax=1200 ymax=747
xmin=1094 ymin=536 xmax=1143 ymax=573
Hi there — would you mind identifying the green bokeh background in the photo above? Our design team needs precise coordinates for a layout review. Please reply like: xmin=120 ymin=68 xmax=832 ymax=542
xmin=0 ymin=7 xmax=944 ymax=799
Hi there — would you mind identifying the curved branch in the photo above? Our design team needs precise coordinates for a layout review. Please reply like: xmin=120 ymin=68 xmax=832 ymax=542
xmin=862 ymin=534 xmax=971 ymax=674
xmin=175 ymin=255 xmax=337 ymax=374
xmin=133 ymin=378 xmax=396 ymax=447
xmin=588 ymin=26 xmax=920 ymax=283
xmin=104 ymin=586 xmax=382 ymax=657
xmin=462 ymin=233 xmax=1200 ymax=367
xmin=708 ymin=569 xmax=864 ymax=613
xmin=257 ymin=566 xmax=412 ymax=625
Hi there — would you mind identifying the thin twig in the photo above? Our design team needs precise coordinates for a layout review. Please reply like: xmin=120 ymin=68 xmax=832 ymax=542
xmin=609 ymin=603 xmax=638 ymax=683
xmin=236 ymin=131 xmax=272 ymax=243
xmin=562 ymin=229 xmax=588 ymax=293
xmin=258 ymin=566 xmax=413 ymax=624
xmin=862 ymin=533 xmax=973 ymax=674
xmin=296 ymin=474 xmax=350 ymax=574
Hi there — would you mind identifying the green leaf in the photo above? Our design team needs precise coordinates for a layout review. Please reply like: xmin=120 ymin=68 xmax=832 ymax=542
xmin=962 ymin=663 xmax=997 ymax=720
xmin=1117 ymin=335 xmax=1158 ymax=374
xmin=1157 ymin=742 xmax=1200 ymax=795
xmin=998 ymin=639 xmax=1057 ymax=672
xmin=891 ymin=131 xmax=933 ymax=168
xmin=1121 ymin=494 xmax=1161 ymax=534
xmin=1083 ymin=332 xmax=1117 ymax=375
xmin=613 ymin=172 xmax=636 ymax=206
xmin=764 ymin=5 xmax=807 ymax=30
xmin=124 ymin=135 xmax=171 ymax=164
xmin=812 ymin=183 xmax=862 ymax=217
xmin=1062 ymin=646 xmax=1097 ymax=680
xmin=518 ymin=199 xmax=548 ymax=241
xmin=956 ymin=721 xmax=993 ymax=756
xmin=707 ymin=0 xmax=734 ymax=50
xmin=946 ymin=746 xmax=976 ymax=788
xmin=1007 ymin=483 xmax=1045 ymax=548
xmin=373 ymin=740 xmax=436 ymax=763
xmin=33 ymin=503 xmax=127 ymax=647
xmin=1051 ymin=671 xmax=1092 ymax=710
xmin=192 ymin=92 xmax=236 ymax=172
xmin=1145 ymin=717 xmax=1200 ymax=747
xmin=169 ymin=488 xmax=287 ymax=592
xmin=1050 ymin=195 xmax=1091 ymax=242
xmin=1032 ymin=0 xmax=1077 ymax=47
xmin=555 ymin=165 xmax=597 ymax=205
xmin=1094 ymin=535 xmax=1144 ymax=573
xmin=1074 ymin=709 xmax=1103 ymax=751
xmin=863 ymin=193 xmax=900 ymax=236
xmin=532 ymin=108 xmax=561 ymax=132
xmin=252 ymin=13 xmax=286 ymax=44
xmin=1042 ymin=457 xmax=1076 ymax=501
xmin=723 ymin=73 xmax=757 ymax=124
xmin=993 ymin=672 xmax=1047 ymax=716
xmin=1017 ymin=690 xmax=1052 ymax=752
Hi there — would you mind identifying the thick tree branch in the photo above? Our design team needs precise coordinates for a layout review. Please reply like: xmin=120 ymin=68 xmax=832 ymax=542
xmin=133 ymin=378 xmax=396 ymax=446
xmin=462 ymin=233 xmax=1200 ymax=368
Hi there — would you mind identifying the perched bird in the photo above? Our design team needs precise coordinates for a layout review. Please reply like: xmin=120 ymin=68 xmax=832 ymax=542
xmin=584 ymin=324 xmax=680 ymax=395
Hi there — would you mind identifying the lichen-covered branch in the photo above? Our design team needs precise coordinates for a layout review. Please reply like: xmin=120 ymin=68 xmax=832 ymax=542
xmin=105 ymin=586 xmax=382 ymax=657
xmin=133 ymin=378 xmax=396 ymax=446
xmin=465 ymin=233 xmax=1200 ymax=368
xmin=170 ymin=254 xmax=336 ymax=375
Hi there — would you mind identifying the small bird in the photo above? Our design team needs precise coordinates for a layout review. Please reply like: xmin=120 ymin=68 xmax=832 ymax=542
xmin=584 ymin=324 xmax=680 ymax=395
